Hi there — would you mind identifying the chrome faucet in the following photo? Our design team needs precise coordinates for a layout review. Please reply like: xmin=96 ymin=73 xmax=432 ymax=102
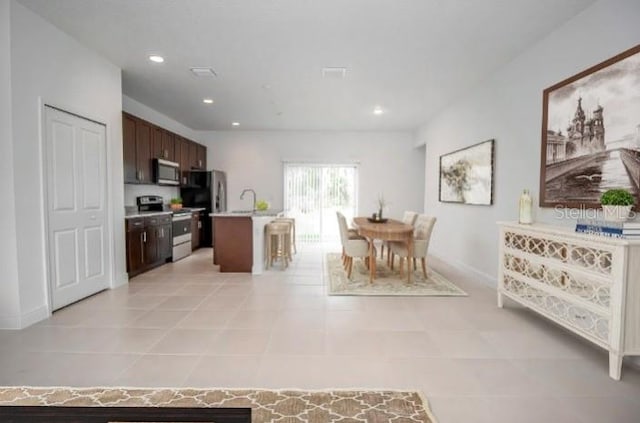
xmin=240 ymin=188 xmax=257 ymax=211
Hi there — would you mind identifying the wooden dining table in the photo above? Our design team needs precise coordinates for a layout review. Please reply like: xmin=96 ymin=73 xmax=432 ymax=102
xmin=352 ymin=217 xmax=414 ymax=283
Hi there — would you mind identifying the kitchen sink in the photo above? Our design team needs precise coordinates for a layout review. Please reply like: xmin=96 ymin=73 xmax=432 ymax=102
xmin=230 ymin=210 xmax=253 ymax=213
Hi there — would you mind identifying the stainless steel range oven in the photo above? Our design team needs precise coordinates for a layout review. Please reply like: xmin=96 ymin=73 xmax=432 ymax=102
xmin=171 ymin=212 xmax=192 ymax=261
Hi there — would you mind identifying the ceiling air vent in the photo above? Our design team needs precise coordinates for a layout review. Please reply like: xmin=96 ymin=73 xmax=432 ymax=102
xmin=322 ymin=67 xmax=347 ymax=79
xmin=190 ymin=67 xmax=217 ymax=77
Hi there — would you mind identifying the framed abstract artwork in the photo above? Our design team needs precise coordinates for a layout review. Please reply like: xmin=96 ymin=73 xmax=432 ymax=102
xmin=439 ymin=139 xmax=494 ymax=205
xmin=539 ymin=44 xmax=640 ymax=208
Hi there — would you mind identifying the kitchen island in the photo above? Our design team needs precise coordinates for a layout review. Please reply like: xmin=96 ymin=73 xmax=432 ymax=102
xmin=210 ymin=211 xmax=281 ymax=274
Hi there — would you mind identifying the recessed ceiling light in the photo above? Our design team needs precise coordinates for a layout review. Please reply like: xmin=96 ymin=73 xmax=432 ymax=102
xmin=203 ymin=98 xmax=214 ymax=104
xmin=148 ymin=55 xmax=164 ymax=63
xmin=373 ymin=106 xmax=384 ymax=115
xmin=232 ymin=122 xmax=240 ymax=127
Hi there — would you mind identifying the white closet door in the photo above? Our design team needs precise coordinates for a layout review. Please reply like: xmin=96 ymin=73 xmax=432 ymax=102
xmin=45 ymin=106 xmax=109 ymax=310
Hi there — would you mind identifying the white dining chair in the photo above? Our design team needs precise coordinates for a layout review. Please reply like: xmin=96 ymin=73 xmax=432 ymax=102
xmin=381 ymin=211 xmax=418 ymax=261
xmin=388 ymin=215 xmax=436 ymax=278
xmin=336 ymin=211 xmax=371 ymax=279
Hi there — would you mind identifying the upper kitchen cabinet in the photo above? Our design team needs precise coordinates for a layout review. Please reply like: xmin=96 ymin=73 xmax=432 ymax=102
xmin=151 ymin=125 xmax=163 ymax=159
xmin=135 ymin=119 xmax=153 ymax=184
xmin=179 ymin=135 xmax=190 ymax=171
xmin=122 ymin=111 xmax=206 ymax=185
xmin=122 ymin=112 xmax=153 ymax=185
xmin=152 ymin=126 xmax=175 ymax=161
xmin=187 ymin=139 xmax=206 ymax=170
xmin=197 ymin=144 xmax=207 ymax=170
xmin=123 ymin=113 xmax=137 ymax=183
xmin=161 ymin=130 xmax=175 ymax=162
xmin=189 ymin=141 xmax=198 ymax=170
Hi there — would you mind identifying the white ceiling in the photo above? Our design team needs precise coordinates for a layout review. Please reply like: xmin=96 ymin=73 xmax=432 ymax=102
xmin=19 ymin=0 xmax=596 ymax=131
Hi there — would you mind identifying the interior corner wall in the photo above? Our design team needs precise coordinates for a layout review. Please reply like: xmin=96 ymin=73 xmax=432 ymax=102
xmin=122 ymin=95 xmax=201 ymax=142
xmin=8 ymin=0 xmax=125 ymax=328
xmin=416 ymin=0 xmax=640 ymax=283
xmin=198 ymin=130 xmax=425 ymax=218
xmin=0 ymin=0 xmax=21 ymax=328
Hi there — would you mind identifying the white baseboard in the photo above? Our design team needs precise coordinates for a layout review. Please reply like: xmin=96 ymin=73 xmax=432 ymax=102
xmin=430 ymin=252 xmax=496 ymax=287
xmin=111 ymin=271 xmax=129 ymax=289
xmin=0 ymin=315 xmax=20 ymax=330
xmin=0 ymin=305 xmax=49 ymax=329
xmin=20 ymin=305 xmax=50 ymax=328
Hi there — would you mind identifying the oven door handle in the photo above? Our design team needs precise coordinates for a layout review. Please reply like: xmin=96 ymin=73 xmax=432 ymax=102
xmin=172 ymin=215 xmax=192 ymax=222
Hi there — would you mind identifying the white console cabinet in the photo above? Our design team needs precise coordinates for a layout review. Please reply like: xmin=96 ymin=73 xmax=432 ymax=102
xmin=497 ymin=222 xmax=640 ymax=380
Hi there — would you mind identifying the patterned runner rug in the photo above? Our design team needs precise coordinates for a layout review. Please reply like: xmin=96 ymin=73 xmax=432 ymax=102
xmin=0 ymin=386 xmax=436 ymax=422
xmin=326 ymin=253 xmax=467 ymax=296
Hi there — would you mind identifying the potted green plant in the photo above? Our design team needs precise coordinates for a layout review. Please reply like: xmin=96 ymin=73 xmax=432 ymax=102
xmin=600 ymin=189 xmax=635 ymax=222
xmin=255 ymin=199 xmax=269 ymax=211
xmin=170 ymin=197 xmax=183 ymax=210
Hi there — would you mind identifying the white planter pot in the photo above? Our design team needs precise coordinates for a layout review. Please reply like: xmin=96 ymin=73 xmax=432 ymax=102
xmin=602 ymin=205 xmax=633 ymax=222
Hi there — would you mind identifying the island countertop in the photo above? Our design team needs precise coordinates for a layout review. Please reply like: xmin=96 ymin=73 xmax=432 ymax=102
xmin=210 ymin=210 xmax=282 ymax=217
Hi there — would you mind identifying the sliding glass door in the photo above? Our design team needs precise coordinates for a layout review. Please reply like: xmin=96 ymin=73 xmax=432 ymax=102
xmin=284 ymin=163 xmax=358 ymax=243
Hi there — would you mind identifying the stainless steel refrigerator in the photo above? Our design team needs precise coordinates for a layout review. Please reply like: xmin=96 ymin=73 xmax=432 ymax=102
xmin=180 ymin=170 xmax=227 ymax=247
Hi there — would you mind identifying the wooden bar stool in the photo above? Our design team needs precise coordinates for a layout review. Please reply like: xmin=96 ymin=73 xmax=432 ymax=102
xmin=264 ymin=221 xmax=292 ymax=270
xmin=274 ymin=217 xmax=296 ymax=255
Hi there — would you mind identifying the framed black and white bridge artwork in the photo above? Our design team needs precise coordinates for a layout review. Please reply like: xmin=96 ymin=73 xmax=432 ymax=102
xmin=539 ymin=43 xmax=640 ymax=209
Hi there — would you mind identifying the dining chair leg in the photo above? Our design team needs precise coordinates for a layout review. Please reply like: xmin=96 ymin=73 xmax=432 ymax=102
xmin=264 ymin=232 xmax=270 ymax=269
xmin=421 ymin=257 xmax=427 ymax=278
xmin=413 ymin=257 xmax=417 ymax=271
xmin=399 ymin=257 xmax=404 ymax=278
xmin=347 ymin=257 xmax=353 ymax=279
xmin=389 ymin=253 xmax=394 ymax=269
xmin=380 ymin=244 xmax=384 ymax=259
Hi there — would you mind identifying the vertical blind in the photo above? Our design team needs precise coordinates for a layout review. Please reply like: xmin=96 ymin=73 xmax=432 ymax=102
xmin=283 ymin=163 xmax=358 ymax=243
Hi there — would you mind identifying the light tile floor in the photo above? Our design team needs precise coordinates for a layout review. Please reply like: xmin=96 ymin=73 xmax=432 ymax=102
xmin=1 ymin=245 xmax=640 ymax=423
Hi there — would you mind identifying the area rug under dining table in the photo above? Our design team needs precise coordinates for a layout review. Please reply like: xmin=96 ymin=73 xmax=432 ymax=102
xmin=0 ymin=386 xmax=436 ymax=422
xmin=326 ymin=252 xmax=467 ymax=296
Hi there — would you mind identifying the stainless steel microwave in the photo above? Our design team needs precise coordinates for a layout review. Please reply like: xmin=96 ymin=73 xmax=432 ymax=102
xmin=154 ymin=159 xmax=180 ymax=185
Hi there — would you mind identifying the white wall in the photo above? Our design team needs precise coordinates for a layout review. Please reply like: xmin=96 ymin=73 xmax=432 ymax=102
xmin=416 ymin=0 xmax=640 ymax=282
xmin=6 ymin=0 xmax=125 ymax=328
xmin=0 ymin=0 xmax=21 ymax=328
xmin=199 ymin=131 xmax=425 ymax=218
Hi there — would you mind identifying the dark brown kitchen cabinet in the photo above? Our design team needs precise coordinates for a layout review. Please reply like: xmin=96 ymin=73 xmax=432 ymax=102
xmin=213 ymin=216 xmax=252 ymax=272
xmin=123 ymin=111 xmax=206 ymax=185
xmin=151 ymin=125 xmax=163 ymax=159
xmin=123 ymin=112 xmax=155 ymax=185
xmin=161 ymin=130 xmax=175 ymax=161
xmin=125 ymin=218 xmax=146 ymax=275
xmin=191 ymin=212 xmax=200 ymax=251
xmin=135 ymin=120 xmax=153 ymax=183
xmin=126 ymin=215 xmax=172 ymax=277
xmin=189 ymin=141 xmax=198 ymax=170
xmin=189 ymin=142 xmax=206 ymax=170
xmin=153 ymin=127 xmax=175 ymax=161
xmin=158 ymin=222 xmax=172 ymax=259
xmin=143 ymin=219 xmax=159 ymax=264
xmin=123 ymin=114 xmax=138 ymax=183
xmin=179 ymin=136 xmax=191 ymax=184
xmin=196 ymin=144 xmax=206 ymax=170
